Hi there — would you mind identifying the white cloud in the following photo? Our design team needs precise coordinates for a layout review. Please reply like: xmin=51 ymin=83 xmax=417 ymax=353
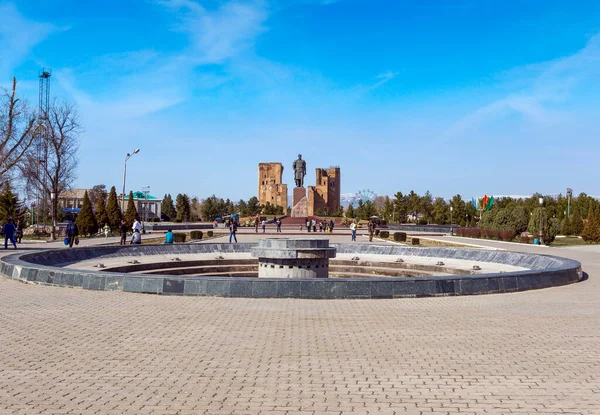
xmin=443 ymin=33 xmax=600 ymax=141
xmin=0 ymin=2 xmax=56 ymax=81
xmin=159 ymin=0 xmax=269 ymax=65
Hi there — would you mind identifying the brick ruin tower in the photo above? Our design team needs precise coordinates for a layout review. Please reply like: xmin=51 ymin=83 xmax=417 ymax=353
xmin=258 ymin=163 xmax=288 ymax=212
xmin=308 ymin=167 xmax=341 ymax=216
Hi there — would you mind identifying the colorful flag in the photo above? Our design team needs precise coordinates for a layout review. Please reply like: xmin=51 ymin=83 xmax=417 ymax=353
xmin=485 ymin=196 xmax=495 ymax=211
xmin=471 ymin=197 xmax=476 ymax=208
xmin=482 ymin=195 xmax=489 ymax=210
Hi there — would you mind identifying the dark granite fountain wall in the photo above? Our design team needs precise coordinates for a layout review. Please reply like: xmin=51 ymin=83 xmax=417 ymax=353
xmin=0 ymin=243 xmax=583 ymax=299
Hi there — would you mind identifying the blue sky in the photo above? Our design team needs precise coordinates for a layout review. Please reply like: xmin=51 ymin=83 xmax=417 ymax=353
xmin=2 ymin=0 xmax=600 ymax=201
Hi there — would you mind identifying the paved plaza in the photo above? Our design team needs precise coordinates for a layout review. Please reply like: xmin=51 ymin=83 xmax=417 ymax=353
xmin=1 ymin=234 xmax=599 ymax=414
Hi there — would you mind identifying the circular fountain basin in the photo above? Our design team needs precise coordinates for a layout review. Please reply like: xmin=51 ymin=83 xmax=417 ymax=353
xmin=0 ymin=242 xmax=583 ymax=299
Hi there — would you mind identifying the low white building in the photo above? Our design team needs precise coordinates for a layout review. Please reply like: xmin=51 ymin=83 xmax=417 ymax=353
xmin=121 ymin=191 xmax=162 ymax=221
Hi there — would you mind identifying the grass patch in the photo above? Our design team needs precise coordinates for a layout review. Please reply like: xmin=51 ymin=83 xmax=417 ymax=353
xmin=550 ymin=237 xmax=589 ymax=247
xmin=374 ymin=235 xmax=471 ymax=248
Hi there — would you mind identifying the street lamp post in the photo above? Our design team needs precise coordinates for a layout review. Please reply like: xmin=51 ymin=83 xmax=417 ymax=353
xmin=50 ymin=191 xmax=56 ymax=240
xmin=539 ymin=197 xmax=544 ymax=245
xmin=450 ymin=206 xmax=453 ymax=235
xmin=122 ymin=149 xmax=140 ymax=213
xmin=142 ymin=185 xmax=150 ymax=232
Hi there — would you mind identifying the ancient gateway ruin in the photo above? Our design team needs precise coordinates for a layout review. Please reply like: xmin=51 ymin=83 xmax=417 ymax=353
xmin=258 ymin=157 xmax=341 ymax=217
xmin=258 ymin=162 xmax=288 ymax=212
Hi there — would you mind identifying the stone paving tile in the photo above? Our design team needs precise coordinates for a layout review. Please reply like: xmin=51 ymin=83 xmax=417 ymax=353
xmin=1 ymin=240 xmax=600 ymax=414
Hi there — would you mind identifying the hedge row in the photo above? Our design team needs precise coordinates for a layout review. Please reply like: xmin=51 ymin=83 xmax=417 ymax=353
xmin=173 ymin=233 xmax=186 ymax=243
xmin=393 ymin=232 xmax=407 ymax=242
xmin=454 ymin=228 xmax=516 ymax=241
xmin=190 ymin=231 xmax=203 ymax=240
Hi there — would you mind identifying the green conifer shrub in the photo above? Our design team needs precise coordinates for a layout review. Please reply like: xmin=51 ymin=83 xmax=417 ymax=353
xmin=76 ymin=191 xmax=98 ymax=236
xmin=124 ymin=191 xmax=138 ymax=226
xmin=106 ymin=186 xmax=122 ymax=229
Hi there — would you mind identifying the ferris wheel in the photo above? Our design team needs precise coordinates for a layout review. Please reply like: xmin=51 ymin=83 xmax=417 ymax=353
xmin=357 ymin=189 xmax=377 ymax=203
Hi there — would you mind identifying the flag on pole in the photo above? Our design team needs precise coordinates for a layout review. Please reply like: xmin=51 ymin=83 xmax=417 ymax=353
xmin=471 ymin=197 xmax=477 ymax=208
xmin=485 ymin=196 xmax=494 ymax=211
xmin=482 ymin=195 xmax=489 ymax=210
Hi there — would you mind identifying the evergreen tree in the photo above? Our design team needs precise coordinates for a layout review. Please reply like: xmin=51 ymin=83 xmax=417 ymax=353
xmin=560 ymin=216 xmax=572 ymax=236
xmin=510 ymin=206 xmax=529 ymax=234
xmin=492 ymin=208 xmax=514 ymax=231
xmin=0 ymin=182 xmax=25 ymax=224
xmin=581 ymin=206 xmax=597 ymax=242
xmin=546 ymin=217 xmax=561 ymax=243
xmin=246 ymin=196 xmax=261 ymax=216
xmin=236 ymin=199 xmax=247 ymax=216
xmin=76 ymin=191 xmax=97 ymax=236
xmin=334 ymin=205 xmax=344 ymax=217
xmin=431 ymin=197 xmax=448 ymax=225
xmin=95 ymin=196 xmax=109 ymax=228
xmin=570 ymin=205 xmax=584 ymax=235
xmin=345 ymin=204 xmax=355 ymax=219
xmin=381 ymin=196 xmax=394 ymax=223
xmin=161 ymin=194 xmax=176 ymax=221
xmin=175 ymin=193 xmax=191 ymax=221
xmin=106 ymin=186 xmax=122 ymax=229
xmin=125 ymin=191 xmax=138 ymax=226
xmin=479 ymin=209 xmax=498 ymax=230
xmin=527 ymin=207 xmax=547 ymax=239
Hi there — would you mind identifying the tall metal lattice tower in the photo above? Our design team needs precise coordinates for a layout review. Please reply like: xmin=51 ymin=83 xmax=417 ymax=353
xmin=39 ymin=68 xmax=51 ymax=120
xmin=34 ymin=68 xmax=51 ymax=226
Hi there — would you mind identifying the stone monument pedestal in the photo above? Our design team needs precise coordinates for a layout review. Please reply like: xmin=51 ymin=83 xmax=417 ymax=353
xmin=291 ymin=187 xmax=307 ymax=218
xmin=251 ymin=238 xmax=337 ymax=278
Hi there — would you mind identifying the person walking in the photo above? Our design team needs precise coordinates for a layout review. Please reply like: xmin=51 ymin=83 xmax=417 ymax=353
xmin=261 ymin=219 xmax=266 ymax=233
xmin=306 ymin=219 xmax=311 ymax=232
xmin=132 ymin=217 xmax=141 ymax=233
xmin=276 ymin=218 xmax=282 ymax=233
xmin=130 ymin=228 xmax=141 ymax=244
xmin=229 ymin=220 xmax=238 ymax=243
xmin=119 ymin=220 xmax=128 ymax=245
xmin=255 ymin=218 xmax=259 ymax=233
xmin=319 ymin=221 xmax=323 ymax=232
xmin=350 ymin=221 xmax=357 ymax=241
xmin=368 ymin=220 xmax=376 ymax=242
xmin=103 ymin=223 xmax=110 ymax=238
xmin=15 ymin=219 xmax=23 ymax=243
xmin=329 ymin=219 xmax=335 ymax=233
xmin=311 ymin=219 xmax=316 ymax=232
xmin=3 ymin=219 xmax=17 ymax=250
xmin=65 ymin=220 xmax=79 ymax=248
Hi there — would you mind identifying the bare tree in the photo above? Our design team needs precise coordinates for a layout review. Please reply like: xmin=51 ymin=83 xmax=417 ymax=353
xmin=20 ymin=100 xmax=81 ymax=239
xmin=0 ymin=78 xmax=38 ymax=179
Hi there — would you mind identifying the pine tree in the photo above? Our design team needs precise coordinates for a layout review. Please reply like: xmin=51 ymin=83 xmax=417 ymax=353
xmin=106 ymin=186 xmax=122 ymax=229
xmin=560 ymin=216 xmax=572 ymax=236
xmin=175 ymin=193 xmax=191 ymax=222
xmin=581 ymin=206 xmax=600 ymax=242
xmin=345 ymin=204 xmax=355 ymax=219
xmin=76 ymin=191 xmax=97 ymax=236
xmin=0 ymin=182 xmax=25 ymax=224
xmin=95 ymin=196 xmax=109 ymax=228
xmin=161 ymin=194 xmax=176 ymax=221
xmin=125 ymin=191 xmax=138 ymax=226
xmin=570 ymin=205 xmax=584 ymax=235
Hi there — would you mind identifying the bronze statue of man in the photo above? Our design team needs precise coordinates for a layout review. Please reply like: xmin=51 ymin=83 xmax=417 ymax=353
xmin=293 ymin=154 xmax=306 ymax=187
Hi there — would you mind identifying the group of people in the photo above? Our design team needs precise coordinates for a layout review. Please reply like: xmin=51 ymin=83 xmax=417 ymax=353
xmin=350 ymin=219 xmax=377 ymax=242
xmin=304 ymin=219 xmax=335 ymax=233
xmin=122 ymin=218 xmax=142 ymax=245
xmin=254 ymin=217 xmax=282 ymax=233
